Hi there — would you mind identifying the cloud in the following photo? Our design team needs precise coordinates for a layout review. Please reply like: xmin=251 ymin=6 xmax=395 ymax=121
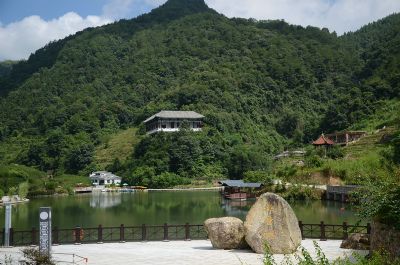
xmin=102 ymin=0 xmax=136 ymax=19
xmin=0 ymin=12 xmax=111 ymax=61
xmin=205 ymin=0 xmax=400 ymax=34
xmin=102 ymin=0 xmax=166 ymax=20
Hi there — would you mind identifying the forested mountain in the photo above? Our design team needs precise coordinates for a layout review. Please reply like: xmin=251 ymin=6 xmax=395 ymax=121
xmin=0 ymin=0 xmax=399 ymax=187
xmin=0 ymin=61 xmax=18 ymax=78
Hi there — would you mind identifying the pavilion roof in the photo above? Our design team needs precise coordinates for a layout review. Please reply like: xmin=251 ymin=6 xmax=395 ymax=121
xmin=218 ymin=180 xmax=263 ymax=188
xmin=312 ymin=134 xmax=335 ymax=145
xmin=143 ymin=111 xmax=204 ymax=123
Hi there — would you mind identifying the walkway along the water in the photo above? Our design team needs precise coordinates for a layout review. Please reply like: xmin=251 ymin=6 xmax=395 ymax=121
xmin=1 ymin=239 xmax=368 ymax=265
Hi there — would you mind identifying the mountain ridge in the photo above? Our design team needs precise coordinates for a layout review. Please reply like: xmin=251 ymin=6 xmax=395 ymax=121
xmin=0 ymin=2 xmax=398 ymax=179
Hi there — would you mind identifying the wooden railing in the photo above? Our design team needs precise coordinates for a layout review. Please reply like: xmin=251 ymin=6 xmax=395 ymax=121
xmin=2 ymin=222 xmax=369 ymax=247
xmin=298 ymin=221 xmax=370 ymax=241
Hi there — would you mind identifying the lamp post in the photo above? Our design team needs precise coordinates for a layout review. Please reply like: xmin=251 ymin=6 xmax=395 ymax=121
xmin=4 ymin=201 xmax=12 ymax=247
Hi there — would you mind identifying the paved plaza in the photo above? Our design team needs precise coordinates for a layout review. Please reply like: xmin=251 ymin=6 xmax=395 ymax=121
xmin=1 ymin=239 xmax=368 ymax=265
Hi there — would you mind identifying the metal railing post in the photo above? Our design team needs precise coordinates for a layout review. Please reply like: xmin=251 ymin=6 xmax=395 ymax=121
xmin=120 ymin=224 xmax=125 ymax=243
xmin=320 ymin=221 xmax=326 ymax=241
xmin=9 ymin=228 xmax=14 ymax=246
xmin=141 ymin=224 xmax=146 ymax=241
xmin=74 ymin=227 xmax=81 ymax=245
xmin=298 ymin=221 xmax=304 ymax=239
xmin=97 ymin=225 xmax=103 ymax=243
xmin=185 ymin=223 xmax=190 ymax=241
xmin=163 ymin=223 xmax=169 ymax=241
xmin=367 ymin=223 xmax=371 ymax=235
xmin=53 ymin=226 xmax=59 ymax=245
xmin=342 ymin=222 xmax=348 ymax=239
xmin=31 ymin=227 xmax=37 ymax=246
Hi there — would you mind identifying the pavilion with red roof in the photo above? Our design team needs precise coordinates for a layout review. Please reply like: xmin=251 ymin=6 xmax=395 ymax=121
xmin=312 ymin=134 xmax=335 ymax=146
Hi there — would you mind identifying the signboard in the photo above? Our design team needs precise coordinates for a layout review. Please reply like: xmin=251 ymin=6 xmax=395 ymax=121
xmin=39 ymin=207 xmax=52 ymax=255
xmin=4 ymin=203 xmax=11 ymax=247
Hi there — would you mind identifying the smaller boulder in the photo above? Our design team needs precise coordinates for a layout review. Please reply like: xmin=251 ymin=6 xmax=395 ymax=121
xmin=340 ymin=233 xmax=370 ymax=250
xmin=204 ymin=217 xmax=247 ymax=249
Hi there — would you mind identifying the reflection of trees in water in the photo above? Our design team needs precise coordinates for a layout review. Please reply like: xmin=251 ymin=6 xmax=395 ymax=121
xmin=90 ymin=192 xmax=122 ymax=208
xmin=289 ymin=200 xmax=361 ymax=224
xmin=11 ymin=203 xmax=29 ymax=223
xmin=1 ymin=191 xmax=362 ymax=229
xmin=220 ymin=199 xmax=255 ymax=219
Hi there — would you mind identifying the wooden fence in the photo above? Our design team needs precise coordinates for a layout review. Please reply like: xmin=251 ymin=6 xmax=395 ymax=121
xmin=1 ymin=222 xmax=370 ymax=247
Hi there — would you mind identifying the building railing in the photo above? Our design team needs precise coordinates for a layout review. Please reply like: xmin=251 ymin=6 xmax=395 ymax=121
xmin=1 ymin=222 xmax=369 ymax=247
xmin=326 ymin=185 xmax=359 ymax=194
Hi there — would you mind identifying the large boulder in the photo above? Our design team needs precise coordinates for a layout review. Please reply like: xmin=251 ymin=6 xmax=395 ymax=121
xmin=340 ymin=233 xmax=370 ymax=250
xmin=204 ymin=217 xmax=247 ymax=249
xmin=244 ymin=193 xmax=302 ymax=254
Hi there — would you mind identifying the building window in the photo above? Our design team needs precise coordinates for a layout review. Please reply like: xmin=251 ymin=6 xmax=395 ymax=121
xmin=171 ymin=122 xmax=175 ymax=128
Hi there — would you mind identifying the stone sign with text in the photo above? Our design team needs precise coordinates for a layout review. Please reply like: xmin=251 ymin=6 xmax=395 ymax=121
xmin=39 ymin=207 xmax=52 ymax=255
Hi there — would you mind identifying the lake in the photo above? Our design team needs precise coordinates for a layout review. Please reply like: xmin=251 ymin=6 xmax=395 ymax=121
xmin=0 ymin=191 xmax=363 ymax=229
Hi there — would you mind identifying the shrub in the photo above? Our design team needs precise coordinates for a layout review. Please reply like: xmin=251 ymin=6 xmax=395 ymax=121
xmin=326 ymin=146 xmax=344 ymax=159
xmin=305 ymin=155 xmax=323 ymax=168
xmin=244 ymin=170 xmax=274 ymax=185
xmin=280 ymin=185 xmax=321 ymax=201
xmin=276 ymin=165 xmax=298 ymax=180
xmin=353 ymin=179 xmax=400 ymax=230
xmin=21 ymin=248 xmax=55 ymax=265
xmin=150 ymin=172 xmax=191 ymax=188
xmin=7 ymin=186 xmax=17 ymax=196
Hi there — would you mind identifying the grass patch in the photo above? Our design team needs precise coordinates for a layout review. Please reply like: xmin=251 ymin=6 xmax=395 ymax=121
xmin=351 ymin=99 xmax=400 ymax=132
xmin=94 ymin=127 xmax=141 ymax=169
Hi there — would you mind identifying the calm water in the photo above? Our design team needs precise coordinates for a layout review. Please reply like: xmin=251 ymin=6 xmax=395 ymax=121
xmin=0 ymin=191 xmax=363 ymax=229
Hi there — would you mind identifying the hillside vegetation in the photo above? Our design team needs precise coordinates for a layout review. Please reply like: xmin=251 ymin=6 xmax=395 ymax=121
xmin=0 ymin=0 xmax=399 ymax=192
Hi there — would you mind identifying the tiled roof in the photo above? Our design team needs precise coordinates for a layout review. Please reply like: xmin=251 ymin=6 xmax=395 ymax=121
xmin=312 ymin=134 xmax=334 ymax=145
xmin=143 ymin=111 xmax=204 ymax=123
xmin=218 ymin=180 xmax=263 ymax=188
xmin=89 ymin=171 xmax=121 ymax=180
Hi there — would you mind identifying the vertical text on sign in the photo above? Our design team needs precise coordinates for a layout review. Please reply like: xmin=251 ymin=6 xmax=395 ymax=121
xmin=39 ymin=207 xmax=52 ymax=255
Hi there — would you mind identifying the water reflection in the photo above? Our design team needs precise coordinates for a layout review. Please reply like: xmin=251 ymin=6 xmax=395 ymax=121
xmin=220 ymin=199 xmax=254 ymax=219
xmin=0 ymin=191 xmax=364 ymax=229
xmin=90 ymin=192 xmax=122 ymax=208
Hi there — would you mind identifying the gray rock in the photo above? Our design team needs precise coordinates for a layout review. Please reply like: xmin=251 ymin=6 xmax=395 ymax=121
xmin=340 ymin=233 xmax=370 ymax=250
xmin=204 ymin=217 xmax=247 ymax=249
xmin=244 ymin=192 xmax=302 ymax=254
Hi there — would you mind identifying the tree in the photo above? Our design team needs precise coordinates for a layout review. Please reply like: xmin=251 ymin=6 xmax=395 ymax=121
xmin=18 ymin=182 xmax=29 ymax=199
xmin=65 ymin=143 xmax=94 ymax=174
xmin=126 ymin=166 xmax=156 ymax=186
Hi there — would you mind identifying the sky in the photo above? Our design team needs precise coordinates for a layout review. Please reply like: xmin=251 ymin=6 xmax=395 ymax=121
xmin=0 ymin=0 xmax=400 ymax=61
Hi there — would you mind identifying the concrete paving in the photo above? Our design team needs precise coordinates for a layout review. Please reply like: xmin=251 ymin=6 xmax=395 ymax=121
xmin=1 ymin=240 xmax=368 ymax=265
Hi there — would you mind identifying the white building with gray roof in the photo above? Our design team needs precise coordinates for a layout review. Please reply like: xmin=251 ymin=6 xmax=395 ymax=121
xmin=143 ymin=110 xmax=204 ymax=134
xmin=89 ymin=171 xmax=121 ymax=186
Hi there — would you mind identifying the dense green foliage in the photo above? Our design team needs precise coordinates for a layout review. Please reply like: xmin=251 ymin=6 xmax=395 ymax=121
xmin=0 ymin=60 xmax=18 ymax=78
xmin=0 ymin=0 xmax=399 ymax=189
